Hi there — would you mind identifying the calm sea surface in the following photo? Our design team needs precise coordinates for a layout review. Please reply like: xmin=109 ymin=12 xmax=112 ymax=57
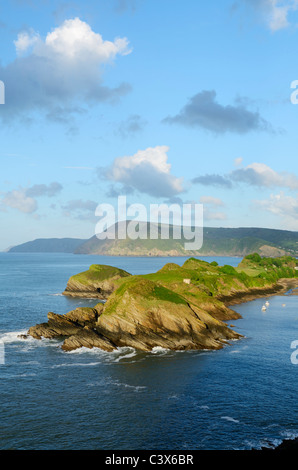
xmin=1 ymin=253 xmax=298 ymax=450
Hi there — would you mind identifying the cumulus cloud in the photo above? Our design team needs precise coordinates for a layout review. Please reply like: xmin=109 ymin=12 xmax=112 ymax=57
xmin=254 ymin=192 xmax=298 ymax=222
xmin=0 ymin=18 xmax=132 ymax=123
xmin=0 ymin=182 xmax=63 ymax=213
xmin=193 ymin=163 xmax=298 ymax=191
xmin=1 ymin=188 xmax=37 ymax=214
xmin=163 ymin=90 xmax=271 ymax=134
xmin=244 ymin=0 xmax=298 ymax=31
xmin=102 ymin=146 xmax=184 ymax=198
xmin=14 ymin=29 xmax=40 ymax=53
xmin=230 ymin=162 xmax=298 ymax=189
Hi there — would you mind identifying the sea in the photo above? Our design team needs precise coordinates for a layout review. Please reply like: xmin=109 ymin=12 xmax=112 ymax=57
xmin=1 ymin=252 xmax=298 ymax=451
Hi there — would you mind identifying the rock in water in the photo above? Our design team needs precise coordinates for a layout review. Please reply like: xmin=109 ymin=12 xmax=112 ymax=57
xmin=62 ymin=328 xmax=116 ymax=352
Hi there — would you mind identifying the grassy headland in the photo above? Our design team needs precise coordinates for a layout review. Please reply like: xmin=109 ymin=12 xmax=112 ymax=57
xmin=28 ymin=254 xmax=298 ymax=352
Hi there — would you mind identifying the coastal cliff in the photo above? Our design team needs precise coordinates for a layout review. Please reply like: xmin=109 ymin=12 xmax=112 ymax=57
xmin=62 ymin=264 xmax=131 ymax=299
xmin=28 ymin=254 xmax=298 ymax=352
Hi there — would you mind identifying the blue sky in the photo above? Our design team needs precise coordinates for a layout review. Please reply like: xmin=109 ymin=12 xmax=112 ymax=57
xmin=1 ymin=0 xmax=298 ymax=250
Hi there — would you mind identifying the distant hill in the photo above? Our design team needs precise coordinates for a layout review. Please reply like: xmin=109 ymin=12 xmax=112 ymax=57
xmin=8 ymin=238 xmax=87 ymax=253
xmin=7 ymin=225 xmax=298 ymax=257
xmin=74 ymin=223 xmax=298 ymax=257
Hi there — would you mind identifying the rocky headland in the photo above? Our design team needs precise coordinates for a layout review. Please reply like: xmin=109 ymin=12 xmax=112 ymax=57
xmin=27 ymin=254 xmax=298 ymax=353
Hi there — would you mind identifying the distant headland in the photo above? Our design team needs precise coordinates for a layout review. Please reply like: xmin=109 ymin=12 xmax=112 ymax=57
xmin=6 ymin=224 xmax=298 ymax=257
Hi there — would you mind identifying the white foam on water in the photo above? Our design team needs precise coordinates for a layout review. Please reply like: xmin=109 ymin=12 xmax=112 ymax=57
xmin=7 ymin=373 xmax=37 ymax=378
xmin=0 ymin=331 xmax=63 ymax=356
xmin=221 ymin=416 xmax=240 ymax=423
xmin=85 ymin=376 xmax=146 ymax=392
xmin=0 ymin=330 xmax=32 ymax=344
xmin=51 ymin=361 xmax=102 ymax=368
xmin=63 ymin=345 xmax=139 ymax=364
xmin=168 ymin=394 xmax=179 ymax=400
xmin=113 ymin=348 xmax=137 ymax=362
xmin=106 ymin=377 xmax=147 ymax=392
xmin=151 ymin=346 xmax=169 ymax=355
xmin=65 ymin=346 xmax=110 ymax=355
xmin=280 ymin=429 xmax=298 ymax=440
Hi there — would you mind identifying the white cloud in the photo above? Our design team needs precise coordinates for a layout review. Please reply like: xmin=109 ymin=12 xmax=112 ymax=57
xmin=103 ymin=146 xmax=184 ymax=198
xmin=14 ymin=30 xmax=40 ymax=54
xmin=0 ymin=182 xmax=63 ymax=214
xmin=1 ymin=18 xmax=132 ymax=122
xmin=245 ymin=0 xmax=298 ymax=31
xmin=269 ymin=0 xmax=290 ymax=30
xmin=231 ymin=162 xmax=298 ymax=189
xmin=42 ymin=17 xmax=131 ymax=61
xmin=254 ymin=191 xmax=298 ymax=228
xmin=1 ymin=188 xmax=37 ymax=214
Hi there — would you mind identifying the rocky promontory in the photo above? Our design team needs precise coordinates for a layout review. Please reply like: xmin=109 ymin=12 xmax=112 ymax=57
xmin=62 ymin=264 xmax=131 ymax=299
xmin=28 ymin=254 xmax=298 ymax=353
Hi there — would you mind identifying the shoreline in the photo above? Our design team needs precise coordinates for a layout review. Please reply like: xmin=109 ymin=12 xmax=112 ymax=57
xmin=255 ymin=437 xmax=298 ymax=451
xmin=222 ymin=278 xmax=298 ymax=309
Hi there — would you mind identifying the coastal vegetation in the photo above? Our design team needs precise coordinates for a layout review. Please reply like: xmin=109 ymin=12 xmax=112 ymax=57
xmin=28 ymin=254 xmax=298 ymax=353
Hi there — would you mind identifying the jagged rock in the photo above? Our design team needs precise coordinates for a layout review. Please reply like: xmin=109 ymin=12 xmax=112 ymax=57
xmin=64 ymin=305 xmax=104 ymax=326
xmin=28 ymin=304 xmax=103 ymax=340
xmin=61 ymin=328 xmax=116 ymax=352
